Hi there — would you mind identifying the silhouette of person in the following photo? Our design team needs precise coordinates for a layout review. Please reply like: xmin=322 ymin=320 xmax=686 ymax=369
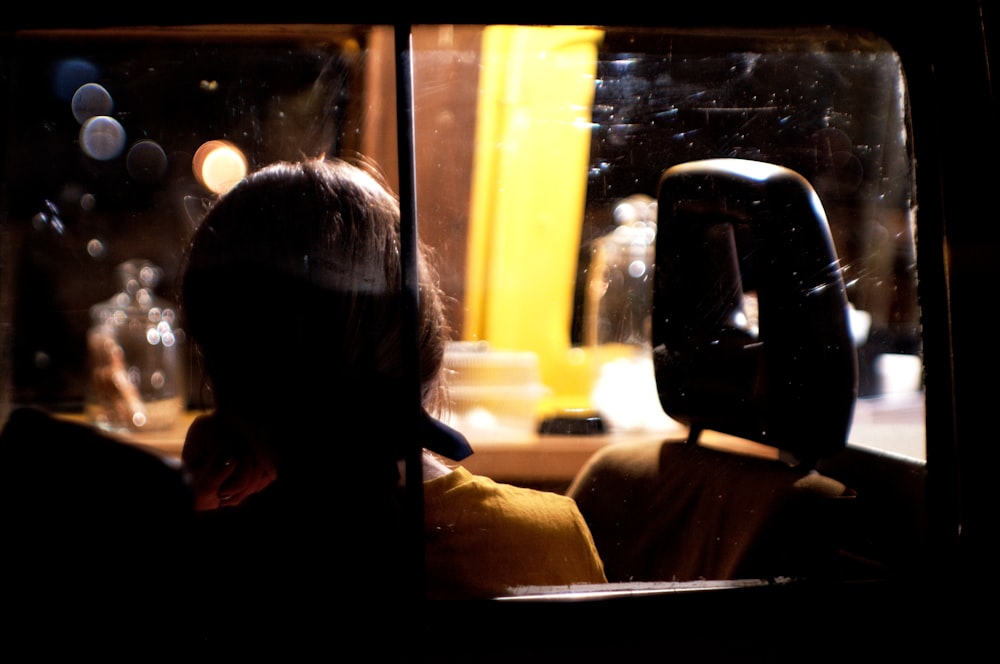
xmin=178 ymin=157 xmax=605 ymax=642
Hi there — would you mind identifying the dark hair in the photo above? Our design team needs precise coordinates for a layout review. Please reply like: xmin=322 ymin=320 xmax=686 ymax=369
xmin=181 ymin=157 xmax=450 ymax=425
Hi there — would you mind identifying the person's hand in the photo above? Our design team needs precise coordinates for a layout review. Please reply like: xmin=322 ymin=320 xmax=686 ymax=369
xmin=182 ymin=413 xmax=277 ymax=511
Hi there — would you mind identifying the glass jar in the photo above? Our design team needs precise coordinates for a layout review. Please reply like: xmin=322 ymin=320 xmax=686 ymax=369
xmin=583 ymin=194 xmax=658 ymax=349
xmin=85 ymin=259 xmax=185 ymax=432
xmin=584 ymin=194 xmax=682 ymax=433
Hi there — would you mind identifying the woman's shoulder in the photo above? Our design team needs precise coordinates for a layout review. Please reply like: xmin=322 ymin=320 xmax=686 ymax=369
xmin=425 ymin=466 xmax=586 ymax=528
xmin=423 ymin=465 xmax=608 ymax=594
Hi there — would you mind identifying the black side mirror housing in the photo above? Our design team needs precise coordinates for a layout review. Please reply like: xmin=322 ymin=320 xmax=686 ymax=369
xmin=653 ymin=158 xmax=857 ymax=466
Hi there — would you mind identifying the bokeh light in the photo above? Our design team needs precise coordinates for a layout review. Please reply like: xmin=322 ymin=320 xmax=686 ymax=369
xmin=79 ymin=115 xmax=126 ymax=161
xmin=193 ymin=140 xmax=247 ymax=194
xmin=53 ymin=58 xmax=99 ymax=101
xmin=71 ymin=82 xmax=113 ymax=124
xmin=126 ymin=139 xmax=169 ymax=183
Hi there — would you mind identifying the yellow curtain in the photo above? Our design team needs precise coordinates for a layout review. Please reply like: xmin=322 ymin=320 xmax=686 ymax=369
xmin=463 ymin=25 xmax=604 ymax=412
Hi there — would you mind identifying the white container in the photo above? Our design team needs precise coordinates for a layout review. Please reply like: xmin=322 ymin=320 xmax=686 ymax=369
xmin=874 ymin=353 xmax=923 ymax=395
xmin=440 ymin=342 xmax=550 ymax=438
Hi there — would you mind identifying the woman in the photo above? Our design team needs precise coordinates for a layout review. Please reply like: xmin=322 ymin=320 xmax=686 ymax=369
xmin=179 ymin=157 xmax=605 ymax=618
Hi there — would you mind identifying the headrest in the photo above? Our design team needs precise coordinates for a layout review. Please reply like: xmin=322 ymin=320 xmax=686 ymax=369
xmin=652 ymin=158 xmax=857 ymax=466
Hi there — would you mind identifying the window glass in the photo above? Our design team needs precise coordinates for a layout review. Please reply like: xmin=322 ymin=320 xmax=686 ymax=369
xmin=411 ymin=25 xmax=923 ymax=464
xmin=410 ymin=25 xmax=925 ymax=590
xmin=1 ymin=26 xmax=380 ymax=419
xmin=0 ymin=24 xmax=925 ymax=596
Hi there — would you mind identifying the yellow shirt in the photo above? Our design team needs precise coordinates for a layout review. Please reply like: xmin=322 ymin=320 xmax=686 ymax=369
xmin=422 ymin=466 xmax=607 ymax=599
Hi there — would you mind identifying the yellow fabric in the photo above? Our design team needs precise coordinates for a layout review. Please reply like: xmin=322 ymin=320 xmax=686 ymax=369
xmin=423 ymin=466 xmax=607 ymax=599
xmin=464 ymin=26 xmax=604 ymax=411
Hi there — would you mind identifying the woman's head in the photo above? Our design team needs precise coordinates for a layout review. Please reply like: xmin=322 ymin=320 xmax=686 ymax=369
xmin=181 ymin=157 xmax=450 ymax=420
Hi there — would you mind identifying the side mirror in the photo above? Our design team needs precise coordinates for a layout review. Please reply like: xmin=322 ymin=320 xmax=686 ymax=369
xmin=653 ymin=158 xmax=857 ymax=466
